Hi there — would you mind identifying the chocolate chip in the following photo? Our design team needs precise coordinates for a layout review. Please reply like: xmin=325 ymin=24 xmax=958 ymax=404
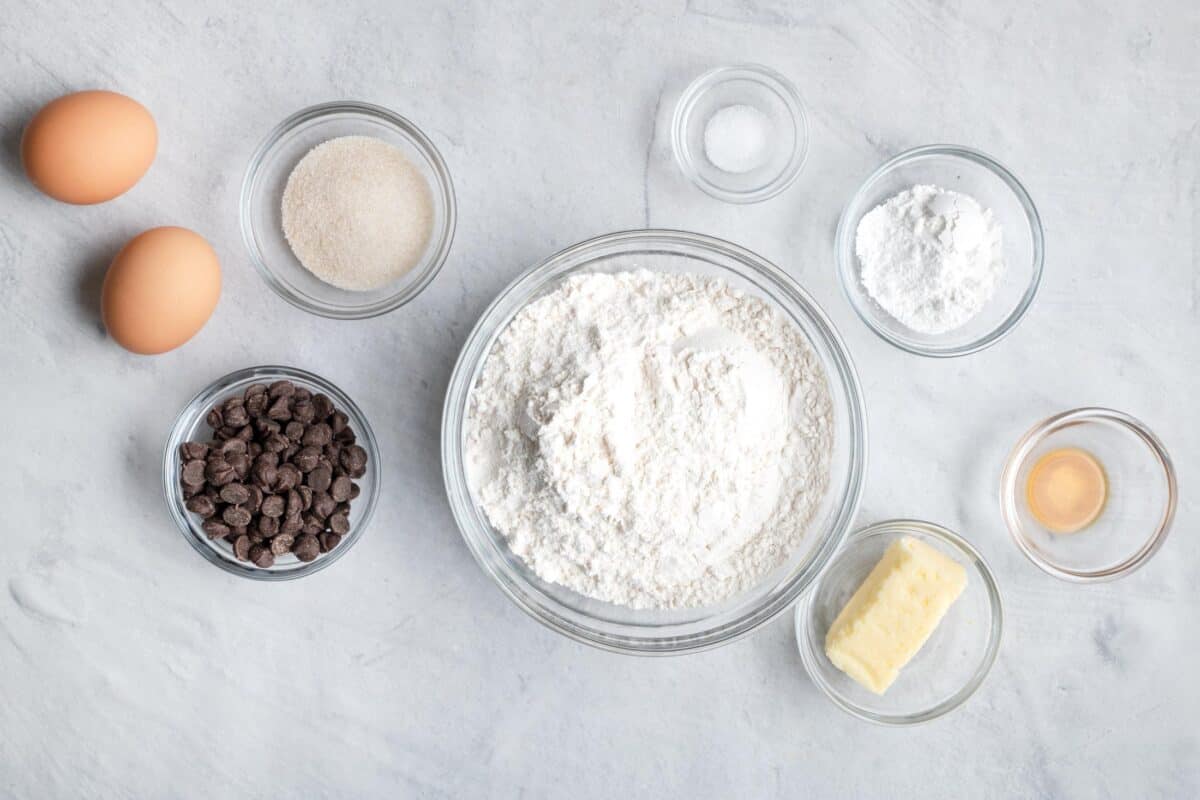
xmin=181 ymin=459 xmax=207 ymax=487
xmin=260 ymin=495 xmax=285 ymax=518
xmin=233 ymin=534 xmax=251 ymax=561
xmin=339 ymin=445 xmax=368 ymax=477
xmin=349 ymin=482 xmax=361 ymax=500
xmin=293 ymin=446 xmax=321 ymax=473
xmin=246 ymin=485 xmax=263 ymax=513
xmin=269 ymin=380 xmax=295 ymax=399
xmin=219 ymin=438 xmax=247 ymax=457
xmin=286 ymin=489 xmax=304 ymax=519
xmin=312 ymin=393 xmax=334 ymax=420
xmin=228 ymin=453 xmax=251 ymax=480
xmin=222 ymin=505 xmax=252 ymax=528
xmin=267 ymin=395 xmax=292 ymax=421
xmin=329 ymin=512 xmax=350 ymax=535
xmin=284 ymin=421 xmax=306 ymax=442
xmin=270 ymin=534 xmax=294 ymax=556
xmin=312 ymin=491 xmax=336 ymax=519
xmin=219 ymin=483 xmax=251 ymax=505
xmin=292 ymin=400 xmax=316 ymax=424
xmin=301 ymin=514 xmax=323 ymax=535
xmin=330 ymin=410 xmax=349 ymax=434
xmin=280 ymin=514 xmax=303 ymax=535
xmin=264 ymin=432 xmax=290 ymax=454
xmin=334 ymin=427 xmax=356 ymax=445
xmin=248 ymin=544 xmax=274 ymax=568
xmin=319 ymin=532 xmax=341 ymax=553
xmin=202 ymin=519 xmax=230 ymax=540
xmin=275 ymin=463 xmax=302 ymax=490
xmin=205 ymin=457 xmax=236 ymax=486
xmin=302 ymin=423 xmax=332 ymax=447
xmin=257 ymin=514 xmax=280 ymax=537
xmin=292 ymin=534 xmax=320 ymax=562
xmin=252 ymin=461 xmax=277 ymax=490
xmin=297 ymin=485 xmax=313 ymax=511
xmin=180 ymin=442 xmax=209 ymax=461
xmin=330 ymin=476 xmax=352 ymax=502
xmin=307 ymin=465 xmax=332 ymax=493
xmin=186 ymin=495 xmax=217 ymax=518
xmin=223 ymin=402 xmax=249 ymax=428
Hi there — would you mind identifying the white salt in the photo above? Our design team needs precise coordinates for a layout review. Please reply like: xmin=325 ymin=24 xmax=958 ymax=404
xmin=703 ymin=104 xmax=774 ymax=174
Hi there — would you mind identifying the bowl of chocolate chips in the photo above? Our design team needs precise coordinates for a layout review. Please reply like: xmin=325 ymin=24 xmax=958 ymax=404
xmin=164 ymin=366 xmax=379 ymax=579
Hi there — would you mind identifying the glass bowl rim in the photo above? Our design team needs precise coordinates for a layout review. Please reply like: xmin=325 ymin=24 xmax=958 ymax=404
xmin=999 ymin=406 xmax=1178 ymax=582
xmin=162 ymin=364 xmax=381 ymax=581
xmin=239 ymin=99 xmax=457 ymax=320
xmin=795 ymin=518 xmax=1005 ymax=726
xmin=670 ymin=63 xmax=811 ymax=204
xmin=441 ymin=227 xmax=867 ymax=654
xmin=834 ymin=143 xmax=1045 ymax=358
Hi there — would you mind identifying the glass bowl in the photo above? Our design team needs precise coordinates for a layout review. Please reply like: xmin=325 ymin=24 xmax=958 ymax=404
xmin=163 ymin=365 xmax=381 ymax=580
xmin=795 ymin=520 xmax=1003 ymax=725
xmin=1000 ymin=407 xmax=1177 ymax=581
xmin=671 ymin=64 xmax=809 ymax=204
xmin=240 ymin=101 xmax=456 ymax=319
xmin=441 ymin=229 xmax=867 ymax=654
xmin=835 ymin=145 xmax=1044 ymax=357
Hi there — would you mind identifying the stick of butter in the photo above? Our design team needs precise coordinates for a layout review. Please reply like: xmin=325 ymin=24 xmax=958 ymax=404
xmin=824 ymin=536 xmax=967 ymax=694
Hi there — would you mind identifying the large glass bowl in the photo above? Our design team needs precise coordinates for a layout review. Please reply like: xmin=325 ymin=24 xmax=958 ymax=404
xmin=441 ymin=230 xmax=867 ymax=654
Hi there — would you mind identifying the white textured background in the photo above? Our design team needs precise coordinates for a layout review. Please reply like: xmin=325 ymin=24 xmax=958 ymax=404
xmin=1 ymin=1 xmax=1197 ymax=797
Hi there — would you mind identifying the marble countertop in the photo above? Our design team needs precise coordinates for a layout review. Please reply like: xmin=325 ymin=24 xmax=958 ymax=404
xmin=2 ymin=1 xmax=1197 ymax=796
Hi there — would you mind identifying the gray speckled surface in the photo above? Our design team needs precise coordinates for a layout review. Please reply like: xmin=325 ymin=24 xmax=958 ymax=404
xmin=1 ymin=1 xmax=1197 ymax=797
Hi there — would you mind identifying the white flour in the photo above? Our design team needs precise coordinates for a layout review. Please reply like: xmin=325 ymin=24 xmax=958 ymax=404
xmin=465 ymin=269 xmax=833 ymax=609
xmin=855 ymin=184 xmax=1005 ymax=334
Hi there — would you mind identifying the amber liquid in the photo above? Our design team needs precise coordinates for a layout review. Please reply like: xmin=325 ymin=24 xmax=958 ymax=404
xmin=1025 ymin=447 xmax=1108 ymax=534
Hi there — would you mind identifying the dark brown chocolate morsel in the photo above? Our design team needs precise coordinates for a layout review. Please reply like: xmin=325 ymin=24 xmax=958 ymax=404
xmin=292 ymin=534 xmax=320 ymax=562
xmin=248 ymin=544 xmax=275 ymax=568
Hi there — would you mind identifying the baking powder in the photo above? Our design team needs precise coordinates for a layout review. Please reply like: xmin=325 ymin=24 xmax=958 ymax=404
xmin=855 ymin=184 xmax=1005 ymax=334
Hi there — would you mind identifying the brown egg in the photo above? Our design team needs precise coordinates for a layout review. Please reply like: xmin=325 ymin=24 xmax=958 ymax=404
xmin=101 ymin=227 xmax=221 ymax=355
xmin=21 ymin=90 xmax=157 ymax=204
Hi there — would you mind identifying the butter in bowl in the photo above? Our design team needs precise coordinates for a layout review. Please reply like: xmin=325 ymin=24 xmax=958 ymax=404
xmin=795 ymin=520 xmax=1003 ymax=725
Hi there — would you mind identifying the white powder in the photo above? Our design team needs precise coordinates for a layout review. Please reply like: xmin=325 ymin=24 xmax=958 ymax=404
xmin=464 ymin=268 xmax=834 ymax=609
xmin=855 ymin=184 xmax=1005 ymax=334
xmin=281 ymin=135 xmax=433 ymax=291
xmin=703 ymin=104 xmax=774 ymax=174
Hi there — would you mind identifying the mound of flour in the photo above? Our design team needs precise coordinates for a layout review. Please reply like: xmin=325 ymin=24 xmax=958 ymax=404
xmin=464 ymin=269 xmax=833 ymax=609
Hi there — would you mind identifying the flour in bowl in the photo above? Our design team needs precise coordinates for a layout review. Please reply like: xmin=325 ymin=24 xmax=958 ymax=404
xmin=464 ymin=268 xmax=834 ymax=609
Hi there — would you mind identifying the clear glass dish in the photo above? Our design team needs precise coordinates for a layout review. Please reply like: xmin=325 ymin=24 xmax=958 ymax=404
xmin=163 ymin=365 xmax=381 ymax=580
xmin=240 ymin=101 xmax=456 ymax=319
xmin=671 ymin=64 xmax=809 ymax=204
xmin=835 ymin=144 xmax=1044 ymax=357
xmin=1000 ymin=407 xmax=1177 ymax=581
xmin=441 ymin=229 xmax=867 ymax=654
xmin=795 ymin=520 xmax=1003 ymax=725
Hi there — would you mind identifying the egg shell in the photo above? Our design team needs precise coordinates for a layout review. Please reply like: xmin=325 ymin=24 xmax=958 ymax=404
xmin=21 ymin=90 xmax=157 ymax=205
xmin=101 ymin=227 xmax=221 ymax=355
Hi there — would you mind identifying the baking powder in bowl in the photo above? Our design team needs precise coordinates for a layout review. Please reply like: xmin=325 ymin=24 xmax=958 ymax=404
xmin=855 ymin=184 xmax=1005 ymax=334
xmin=464 ymin=268 xmax=834 ymax=609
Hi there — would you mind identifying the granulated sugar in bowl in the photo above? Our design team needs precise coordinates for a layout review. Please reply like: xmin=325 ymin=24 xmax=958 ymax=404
xmin=442 ymin=230 xmax=866 ymax=654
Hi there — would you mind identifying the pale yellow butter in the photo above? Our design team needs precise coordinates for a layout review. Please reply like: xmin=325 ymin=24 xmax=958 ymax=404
xmin=824 ymin=536 xmax=967 ymax=694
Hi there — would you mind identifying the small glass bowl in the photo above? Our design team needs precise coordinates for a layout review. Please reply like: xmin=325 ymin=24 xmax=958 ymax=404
xmin=795 ymin=520 xmax=1003 ymax=725
xmin=163 ymin=365 xmax=381 ymax=580
xmin=835 ymin=145 xmax=1044 ymax=357
xmin=1000 ymin=407 xmax=1177 ymax=581
xmin=240 ymin=101 xmax=456 ymax=319
xmin=442 ymin=229 xmax=867 ymax=654
xmin=671 ymin=64 xmax=809 ymax=204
